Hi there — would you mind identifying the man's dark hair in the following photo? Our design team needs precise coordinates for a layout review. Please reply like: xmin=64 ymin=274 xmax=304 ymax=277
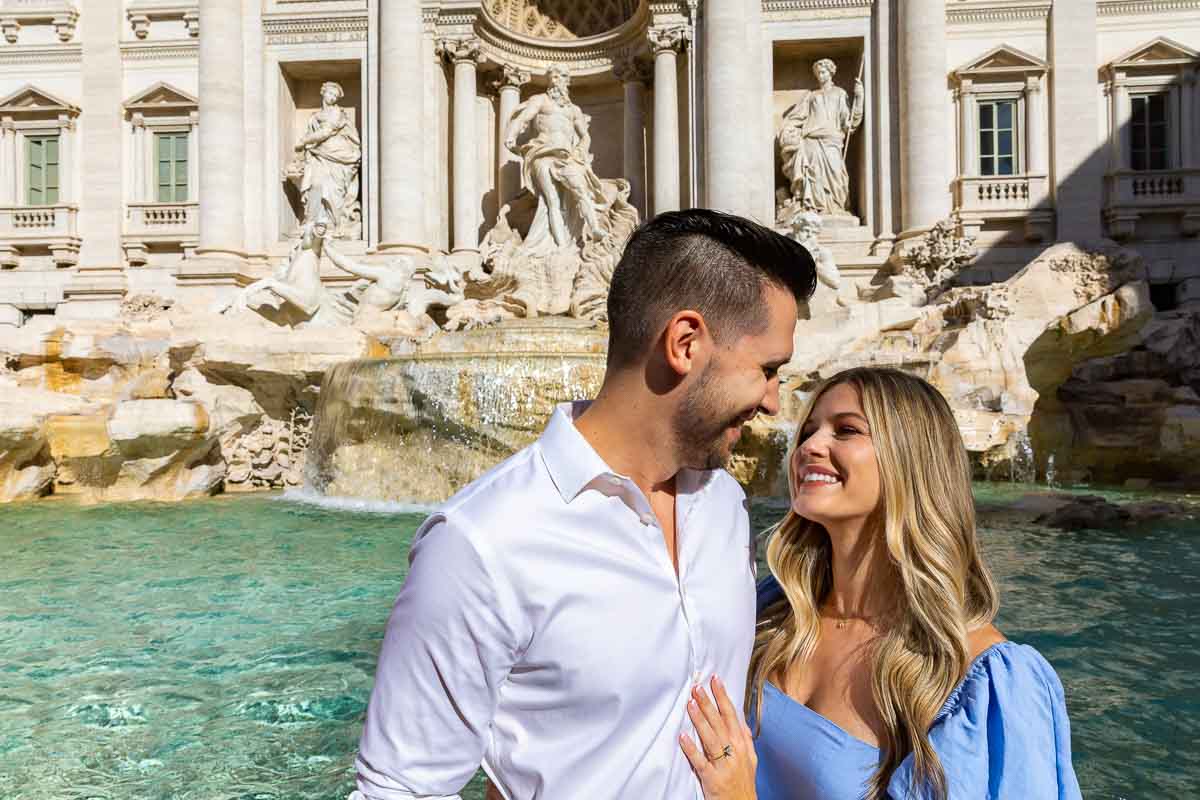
xmin=606 ymin=208 xmax=817 ymax=367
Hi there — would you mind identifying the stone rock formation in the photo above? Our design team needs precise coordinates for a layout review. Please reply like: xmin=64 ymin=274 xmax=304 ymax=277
xmin=0 ymin=309 xmax=382 ymax=502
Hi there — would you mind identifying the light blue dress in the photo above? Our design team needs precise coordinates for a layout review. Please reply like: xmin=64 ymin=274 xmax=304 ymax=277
xmin=753 ymin=578 xmax=1083 ymax=800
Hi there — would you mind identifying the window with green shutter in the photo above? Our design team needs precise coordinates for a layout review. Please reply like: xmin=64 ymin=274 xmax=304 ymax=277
xmin=156 ymin=132 xmax=189 ymax=202
xmin=26 ymin=135 xmax=60 ymax=206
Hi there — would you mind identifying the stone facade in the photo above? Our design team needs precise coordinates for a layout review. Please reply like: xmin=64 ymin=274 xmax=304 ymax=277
xmin=0 ymin=1 xmax=1193 ymax=323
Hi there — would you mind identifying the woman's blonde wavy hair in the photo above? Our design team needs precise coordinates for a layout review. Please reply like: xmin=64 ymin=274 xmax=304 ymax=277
xmin=748 ymin=367 xmax=998 ymax=799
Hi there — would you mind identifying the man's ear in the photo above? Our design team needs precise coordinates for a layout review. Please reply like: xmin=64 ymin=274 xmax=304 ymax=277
xmin=662 ymin=310 xmax=707 ymax=377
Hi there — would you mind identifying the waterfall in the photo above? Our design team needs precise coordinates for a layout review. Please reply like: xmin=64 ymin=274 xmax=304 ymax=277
xmin=301 ymin=322 xmax=607 ymax=504
xmin=1009 ymin=430 xmax=1036 ymax=484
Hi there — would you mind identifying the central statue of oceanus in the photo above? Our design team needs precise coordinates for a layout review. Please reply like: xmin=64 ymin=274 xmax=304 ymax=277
xmin=477 ymin=65 xmax=639 ymax=320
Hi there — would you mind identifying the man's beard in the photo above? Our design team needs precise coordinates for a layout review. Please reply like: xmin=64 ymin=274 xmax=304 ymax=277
xmin=548 ymin=84 xmax=570 ymax=105
xmin=672 ymin=362 xmax=752 ymax=471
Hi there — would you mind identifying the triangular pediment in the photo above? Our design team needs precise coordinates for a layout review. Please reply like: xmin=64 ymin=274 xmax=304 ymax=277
xmin=123 ymin=82 xmax=198 ymax=111
xmin=1110 ymin=37 xmax=1199 ymax=69
xmin=0 ymin=84 xmax=80 ymax=115
xmin=955 ymin=44 xmax=1047 ymax=77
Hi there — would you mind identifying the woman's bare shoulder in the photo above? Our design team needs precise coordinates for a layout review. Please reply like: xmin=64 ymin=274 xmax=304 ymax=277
xmin=968 ymin=623 xmax=1007 ymax=661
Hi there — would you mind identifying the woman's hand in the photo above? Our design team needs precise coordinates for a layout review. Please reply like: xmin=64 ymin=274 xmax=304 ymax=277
xmin=679 ymin=676 xmax=757 ymax=800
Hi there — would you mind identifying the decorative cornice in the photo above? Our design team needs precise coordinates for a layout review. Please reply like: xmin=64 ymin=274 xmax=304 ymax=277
xmin=262 ymin=13 xmax=368 ymax=45
xmin=947 ymin=2 xmax=1051 ymax=25
xmin=0 ymin=43 xmax=80 ymax=66
xmin=1099 ymin=0 xmax=1200 ymax=15
xmin=761 ymin=0 xmax=872 ymax=9
xmin=120 ymin=40 xmax=198 ymax=61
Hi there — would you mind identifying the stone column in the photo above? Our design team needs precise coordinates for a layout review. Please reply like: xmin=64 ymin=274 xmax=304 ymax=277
xmin=60 ymin=0 xmax=126 ymax=318
xmin=898 ymin=0 xmax=950 ymax=233
xmin=131 ymin=114 xmax=147 ymax=201
xmin=703 ymin=0 xmax=750 ymax=215
xmin=1182 ymin=69 xmax=1196 ymax=169
xmin=1108 ymin=73 xmax=1130 ymax=171
xmin=378 ymin=0 xmax=427 ymax=252
xmin=649 ymin=26 xmax=686 ymax=215
xmin=495 ymin=64 xmax=530 ymax=209
xmin=1169 ymin=82 xmax=1183 ymax=170
xmin=1050 ymin=0 xmax=1103 ymax=241
xmin=195 ymin=0 xmax=244 ymax=259
xmin=872 ymin=0 xmax=895 ymax=254
xmin=0 ymin=120 xmax=13 ymax=204
xmin=439 ymin=37 xmax=483 ymax=253
xmin=188 ymin=111 xmax=199 ymax=201
xmin=1025 ymin=76 xmax=1046 ymax=174
xmin=613 ymin=56 xmax=649 ymax=218
xmin=958 ymin=81 xmax=976 ymax=178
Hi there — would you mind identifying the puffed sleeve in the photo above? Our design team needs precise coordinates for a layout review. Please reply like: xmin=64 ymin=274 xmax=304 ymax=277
xmin=352 ymin=513 xmax=525 ymax=800
xmin=887 ymin=643 xmax=1082 ymax=800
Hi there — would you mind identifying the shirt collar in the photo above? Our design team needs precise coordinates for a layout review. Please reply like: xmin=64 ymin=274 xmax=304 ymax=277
xmin=538 ymin=401 xmax=720 ymax=504
xmin=539 ymin=401 xmax=615 ymax=503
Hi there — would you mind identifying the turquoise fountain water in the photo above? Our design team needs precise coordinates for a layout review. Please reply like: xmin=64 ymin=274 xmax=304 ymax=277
xmin=2 ymin=487 xmax=1197 ymax=798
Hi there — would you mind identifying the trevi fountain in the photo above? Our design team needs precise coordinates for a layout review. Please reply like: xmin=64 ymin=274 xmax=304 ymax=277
xmin=1 ymin=2 xmax=1199 ymax=798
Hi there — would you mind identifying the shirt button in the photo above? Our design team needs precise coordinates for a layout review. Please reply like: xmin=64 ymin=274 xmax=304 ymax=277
xmin=640 ymin=512 xmax=655 ymax=526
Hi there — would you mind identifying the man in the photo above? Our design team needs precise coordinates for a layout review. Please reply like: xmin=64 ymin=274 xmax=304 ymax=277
xmin=352 ymin=209 xmax=817 ymax=800
xmin=504 ymin=65 xmax=608 ymax=247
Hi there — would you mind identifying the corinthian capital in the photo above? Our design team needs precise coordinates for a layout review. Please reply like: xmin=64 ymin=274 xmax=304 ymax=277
xmin=436 ymin=36 xmax=484 ymax=65
xmin=497 ymin=64 xmax=532 ymax=89
xmin=647 ymin=25 xmax=688 ymax=55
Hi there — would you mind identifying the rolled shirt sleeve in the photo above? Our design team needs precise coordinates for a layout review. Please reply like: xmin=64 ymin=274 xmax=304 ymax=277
xmin=353 ymin=513 xmax=524 ymax=800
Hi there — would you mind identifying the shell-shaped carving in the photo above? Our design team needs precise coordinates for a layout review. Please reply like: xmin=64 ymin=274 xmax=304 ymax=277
xmin=487 ymin=0 xmax=639 ymax=41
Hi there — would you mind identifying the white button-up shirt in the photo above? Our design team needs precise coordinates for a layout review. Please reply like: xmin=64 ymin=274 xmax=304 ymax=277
xmin=353 ymin=401 xmax=757 ymax=800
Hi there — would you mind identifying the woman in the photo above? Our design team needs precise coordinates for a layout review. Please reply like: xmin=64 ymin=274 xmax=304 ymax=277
xmin=680 ymin=367 xmax=1081 ymax=799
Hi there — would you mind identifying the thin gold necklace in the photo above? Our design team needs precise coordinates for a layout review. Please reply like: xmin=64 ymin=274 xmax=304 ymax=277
xmin=822 ymin=606 xmax=881 ymax=629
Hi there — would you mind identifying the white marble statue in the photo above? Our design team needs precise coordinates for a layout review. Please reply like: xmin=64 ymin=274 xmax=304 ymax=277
xmin=791 ymin=211 xmax=849 ymax=315
xmin=778 ymin=58 xmax=864 ymax=220
xmin=289 ymin=81 xmax=362 ymax=239
xmin=476 ymin=65 xmax=639 ymax=320
xmin=217 ymin=213 xmax=345 ymax=326
xmin=503 ymin=65 xmax=609 ymax=251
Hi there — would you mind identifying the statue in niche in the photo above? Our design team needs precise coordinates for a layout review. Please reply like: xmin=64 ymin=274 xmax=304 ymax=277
xmin=790 ymin=210 xmax=850 ymax=317
xmin=504 ymin=64 xmax=609 ymax=249
xmin=475 ymin=65 xmax=639 ymax=320
xmin=777 ymin=58 xmax=864 ymax=222
xmin=287 ymin=81 xmax=362 ymax=239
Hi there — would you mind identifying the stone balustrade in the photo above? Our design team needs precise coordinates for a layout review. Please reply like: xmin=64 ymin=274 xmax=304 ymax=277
xmin=0 ymin=204 xmax=81 ymax=268
xmin=124 ymin=201 xmax=199 ymax=266
xmin=954 ymin=175 xmax=1053 ymax=242
xmin=1105 ymin=168 xmax=1200 ymax=239
xmin=127 ymin=201 xmax=198 ymax=233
